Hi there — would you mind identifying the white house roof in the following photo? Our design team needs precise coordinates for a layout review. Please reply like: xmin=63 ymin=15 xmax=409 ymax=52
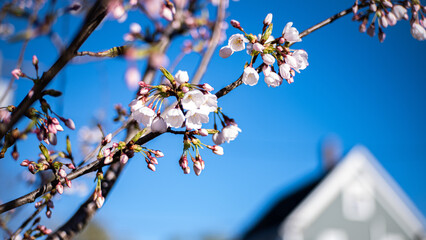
xmin=279 ymin=145 xmax=426 ymax=240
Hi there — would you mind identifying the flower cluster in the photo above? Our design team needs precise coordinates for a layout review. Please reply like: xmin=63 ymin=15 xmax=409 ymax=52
xmin=352 ymin=0 xmax=426 ymax=41
xmin=219 ymin=13 xmax=309 ymax=86
xmin=129 ymin=68 xmax=217 ymax=131
xmin=20 ymin=144 xmax=75 ymax=195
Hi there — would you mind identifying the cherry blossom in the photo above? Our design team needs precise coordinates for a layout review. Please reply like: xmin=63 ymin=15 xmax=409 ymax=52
xmin=185 ymin=108 xmax=210 ymax=129
xmin=132 ymin=106 xmax=156 ymax=127
xmin=151 ymin=116 xmax=168 ymax=133
xmin=282 ymin=22 xmax=301 ymax=43
xmin=164 ymin=108 xmax=185 ymax=128
xmin=242 ymin=67 xmax=259 ymax=86
xmin=175 ymin=70 xmax=189 ymax=86
xmin=264 ymin=72 xmax=283 ymax=87
xmin=228 ymin=34 xmax=249 ymax=52
xmin=181 ymin=90 xmax=206 ymax=111
xmin=411 ymin=22 xmax=426 ymax=41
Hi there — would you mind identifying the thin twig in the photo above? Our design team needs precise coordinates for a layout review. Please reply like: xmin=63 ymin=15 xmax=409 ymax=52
xmin=191 ymin=0 xmax=227 ymax=85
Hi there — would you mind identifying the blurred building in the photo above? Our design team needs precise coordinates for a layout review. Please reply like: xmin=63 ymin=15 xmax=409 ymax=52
xmin=242 ymin=146 xmax=426 ymax=240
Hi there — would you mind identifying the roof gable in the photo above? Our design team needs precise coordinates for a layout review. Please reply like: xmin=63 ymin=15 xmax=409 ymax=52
xmin=279 ymin=145 xmax=426 ymax=240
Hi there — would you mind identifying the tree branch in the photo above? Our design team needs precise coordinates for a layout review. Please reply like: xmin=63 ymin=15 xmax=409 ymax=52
xmin=191 ymin=0 xmax=227 ymax=85
xmin=0 ymin=0 xmax=109 ymax=140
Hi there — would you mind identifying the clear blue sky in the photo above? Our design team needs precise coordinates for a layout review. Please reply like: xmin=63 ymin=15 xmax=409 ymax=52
xmin=1 ymin=0 xmax=425 ymax=239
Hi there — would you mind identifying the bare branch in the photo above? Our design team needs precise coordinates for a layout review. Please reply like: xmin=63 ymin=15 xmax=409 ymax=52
xmin=191 ymin=0 xmax=227 ymax=85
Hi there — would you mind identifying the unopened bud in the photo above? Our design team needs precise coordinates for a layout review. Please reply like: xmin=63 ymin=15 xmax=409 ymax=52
xmin=32 ymin=55 xmax=39 ymax=70
xmin=211 ymin=145 xmax=224 ymax=155
xmin=263 ymin=13 xmax=273 ymax=25
xmin=230 ymin=20 xmax=241 ymax=29
xmin=200 ymin=83 xmax=214 ymax=92
xmin=198 ymin=128 xmax=208 ymax=136
xmin=153 ymin=150 xmax=164 ymax=158
xmin=183 ymin=166 xmax=190 ymax=174
xmin=65 ymin=178 xmax=72 ymax=188
xmin=56 ymin=182 xmax=64 ymax=194
xmin=147 ymin=163 xmax=156 ymax=171
xmin=35 ymin=201 xmax=43 ymax=208
xmin=96 ymin=196 xmax=105 ymax=208
xmin=352 ymin=3 xmax=358 ymax=14
xmin=102 ymin=133 xmax=112 ymax=145
xmin=64 ymin=118 xmax=75 ymax=130
xmin=120 ymin=154 xmax=129 ymax=164
xmin=66 ymin=163 xmax=76 ymax=170
xmin=46 ymin=210 xmax=52 ymax=218
xmin=104 ymin=155 xmax=113 ymax=165
xmin=193 ymin=161 xmax=202 ymax=176
xmin=58 ymin=168 xmax=67 ymax=178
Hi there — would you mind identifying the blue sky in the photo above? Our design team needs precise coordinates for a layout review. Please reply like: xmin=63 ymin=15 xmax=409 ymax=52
xmin=1 ymin=0 xmax=426 ymax=239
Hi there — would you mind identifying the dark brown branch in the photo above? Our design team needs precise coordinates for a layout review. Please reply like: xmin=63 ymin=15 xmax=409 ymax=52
xmin=298 ymin=5 xmax=363 ymax=39
xmin=9 ymin=202 xmax=45 ymax=239
xmin=0 ymin=0 xmax=109 ymax=140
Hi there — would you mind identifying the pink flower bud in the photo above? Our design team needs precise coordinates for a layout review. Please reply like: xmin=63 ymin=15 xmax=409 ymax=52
xmin=161 ymin=6 xmax=173 ymax=21
xmin=359 ymin=22 xmax=367 ymax=33
xmin=21 ymin=159 xmax=30 ymax=166
xmin=58 ymin=168 xmax=67 ymax=178
xmin=32 ymin=55 xmax=38 ymax=66
xmin=120 ymin=154 xmax=129 ymax=164
xmin=367 ymin=23 xmax=375 ymax=37
xmin=103 ymin=133 xmax=112 ymax=145
xmin=182 ymin=86 xmax=190 ymax=93
xmin=352 ymin=3 xmax=358 ymax=14
xmin=201 ymin=83 xmax=214 ymax=92
xmin=153 ymin=150 xmax=164 ymax=158
xmin=46 ymin=210 xmax=52 ymax=218
xmin=183 ymin=166 xmax=190 ymax=174
xmin=370 ymin=2 xmax=377 ymax=12
xmin=198 ymin=128 xmax=208 ymax=136
xmin=193 ymin=161 xmax=202 ymax=176
xmin=179 ymin=155 xmax=188 ymax=169
xmin=379 ymin=15 xmax=388 ymax=28
xmin=149 ymin=155 xmax=159 ymax=165
xmin=35 ymin=201 xmax=42 ymax=208
xmin=253 ymin=43 xmax=264 ymax=52
xmin=383 ymin=0 xmax=393 ymax=8
xmin=28 ymin=164 xmax=36 ymax=174
xmin=96 ymin=196 xmax=105 ymax=208
xmin=230 ymin=20 xmax=240 ymax=29
xmin=211 ymin=145 xmax=224 ymax=155
xmin=48 ymin=133 xmax=57 ymax=145
xmin=11 ymin=69 xmax=23 ymax=79
xmin=387 ymin=12 xmax=397 ymax=26
xmin=103 ymin=148 xmax=111 ymax=157
xmin=56 ymin=182 xmax=64 ymax=194
xmin=44 ymin=228 xmax=52 ymax=235
xmin=66 ymin=163 xmax=76 ymax=170
xmin=65 ymin=178 xmax=72 ymax=188
xmin=104 ymin=155 xmax=113 ymax=165
xmin=263 ymin=13 xmax=273 ymax=25
xmin=147 ymin=163 xmax=156 ymax=171
xmin=64 ymin=118 xmax=75 ymax=130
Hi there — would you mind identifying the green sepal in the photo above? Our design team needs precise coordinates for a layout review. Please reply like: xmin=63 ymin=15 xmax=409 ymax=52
xmin=262 ymin=23 xmax=273 ymax=42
